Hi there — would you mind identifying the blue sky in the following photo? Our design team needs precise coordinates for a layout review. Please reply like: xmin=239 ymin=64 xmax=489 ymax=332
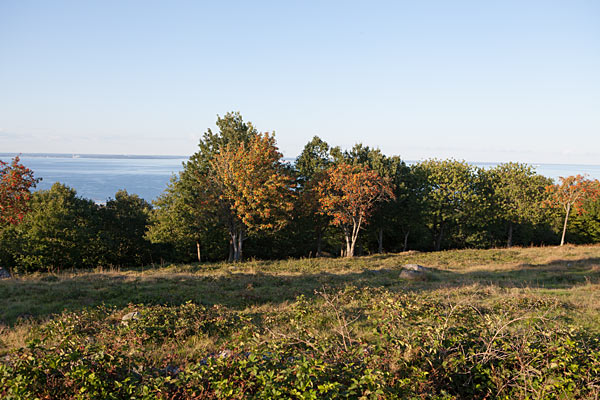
xmin=1 ymin=1 xmax=599 ymax=163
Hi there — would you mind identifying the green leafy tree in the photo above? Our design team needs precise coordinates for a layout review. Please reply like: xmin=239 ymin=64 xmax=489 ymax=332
xmin=489 ymin=163 xmax=553 ymax=247
xmin=150 ymin=112 xmax=258 ymax=262
xmin=414 ymin=159 xmax=485 ymax=251
xmin=295 ymin=136 xmax=333 ymax=256
xmin=98 ymin=190 xmax=153 ymax=267
xmin=11 ymin=183 xmax=100 ymax=272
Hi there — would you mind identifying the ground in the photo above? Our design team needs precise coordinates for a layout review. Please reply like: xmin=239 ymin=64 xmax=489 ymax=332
xmin=2 ymin=245 xmax=600 ymax=399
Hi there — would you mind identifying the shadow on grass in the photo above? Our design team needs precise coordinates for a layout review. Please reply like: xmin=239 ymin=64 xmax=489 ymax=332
xmin=1 ymin=257 xmax=600 ymax=325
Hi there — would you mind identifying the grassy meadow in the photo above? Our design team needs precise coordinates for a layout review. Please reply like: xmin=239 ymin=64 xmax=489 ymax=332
xmin=2 ymin=245 xmax=600 ymax=399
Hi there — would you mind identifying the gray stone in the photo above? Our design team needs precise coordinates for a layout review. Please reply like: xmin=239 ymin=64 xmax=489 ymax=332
xmin=400 ymin=269 xmax=427 ymax=280
xmin=402 ymin=264 xmax=429 ymax=272
xmin=0 ymin=268 xmax=11 ymax=279
xmin=121 ymin=311 xmax=140 ymax=324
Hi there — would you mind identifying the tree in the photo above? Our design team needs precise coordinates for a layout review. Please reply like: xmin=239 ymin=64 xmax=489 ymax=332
xmin=489 ymin=163 xmax=552 ymax=247
xmin=10 ymin=183 xmax=100 ymax=272
xmin=210 ymin=132 xmax=294 ymax=261
xmin=98 ymin=190 xmax=153 ymax=267
xmin=414 ymin=159 xmax=485 ymax=251
xmin=295 ymin=136 xmax=333 ymax=256
xmin=317 ymin=163 xmax=394 ymax=257
xmin=147 ymin=174 xmax=222 ymax=263
xmin=0 ymin=156 xmax=40 ymax=226
xmin=149 ymin=112 xmax=258 ymax=262
xmin=545 ymin=175 xmax=600 ymax=246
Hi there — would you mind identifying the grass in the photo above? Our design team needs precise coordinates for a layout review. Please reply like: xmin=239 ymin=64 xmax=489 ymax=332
xmin=2 ymin=244 xmax=600 ymax=398
xmin=2 ymin=244 xmax=599 ymax=326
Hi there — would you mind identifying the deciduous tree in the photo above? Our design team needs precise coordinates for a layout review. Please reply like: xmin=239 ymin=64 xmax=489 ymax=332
xmin=210 ymin=132 xmax=294 ymax=261
xmin=0 ymin=156 xmax=40 ymax=226
xmin=545 ymin=175 xmax=600 ymax=246
xmin=489 ymin=163 xmax=552 ymax=247
xmin=317 ymin=163 xmax=394 ymax=257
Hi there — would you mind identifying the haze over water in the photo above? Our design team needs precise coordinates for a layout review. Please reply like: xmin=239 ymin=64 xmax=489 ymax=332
xmin=4 ymin=153 xmax=600 ymax=203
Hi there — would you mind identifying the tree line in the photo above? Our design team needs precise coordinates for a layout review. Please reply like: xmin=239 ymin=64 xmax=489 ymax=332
xmin=1 ymin=112 xmax=600 ymax=272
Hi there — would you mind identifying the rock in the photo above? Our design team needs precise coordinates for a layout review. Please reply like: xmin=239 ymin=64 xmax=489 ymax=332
xmin=0 ymin=268 xmax=11 ymax=279
xmin=400 ymin=269 xmax=428 ymax=280
xmin=402 ymin=264 xmax=429 ymax=272
xmin=121 ymin=311 xmax=140 ymax=324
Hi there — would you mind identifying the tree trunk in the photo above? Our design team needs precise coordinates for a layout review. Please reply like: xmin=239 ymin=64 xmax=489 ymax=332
xmin=316 ymin=229 xmax=322 ymax=257
xmin=196 ymin=241 xmax=201 ymax=263
xmin=228 ymin=238 xmax=234 ymax=262
xmin=347 ymin=218 xmax=362 ymax=258
xmin=507 ymin=222 xmax=513 ymax=248
xmin=230 ymin=227 xmax=243 ymax=262
xmin=345 ymin=233 xmax=353 ymax=258
xmin=377 ymin=227 xmax=383 ymax=254
xmin=560 ymin=203 xmax=571 ymax=246
xmin=403 ymin=231 xmax=409 ymax=252
xmin=434 ymin=224 xmax=444 ymax=252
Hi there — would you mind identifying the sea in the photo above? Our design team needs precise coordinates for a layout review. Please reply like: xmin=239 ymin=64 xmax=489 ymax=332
xmin=2 ymin=153 xmax=600 ymax=204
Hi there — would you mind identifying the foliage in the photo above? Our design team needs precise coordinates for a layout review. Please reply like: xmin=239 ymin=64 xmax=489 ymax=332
xmin=545 ymin=175 xmax=600 ymax=246
xmin=0 ymin=156 xmax=39 ymax=226
xmin=489 ymin=163 xmax=553 ymax=247
xmin=8 ymin=183 xmax=100 ymax=272
xmin=3 ymin=274 xmax=600 ymax=399
xmin=317 ymin=163 xmax=394 ymax=257
xmin=97 ymin=190 xmax=153 ymax=267
xmin=413 ymin=159 xmax=488 ymax=250
xmin=210 ymin=132 xmax=295 ymax=261
xmin=2 ymin=184 xmax=158 ymax=273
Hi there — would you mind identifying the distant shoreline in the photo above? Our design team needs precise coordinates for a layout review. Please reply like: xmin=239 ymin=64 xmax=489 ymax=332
xmin=0 ymin=153 xmax=188 ymax=160
xmin=3 ymin=153 xmax=600 ymax=168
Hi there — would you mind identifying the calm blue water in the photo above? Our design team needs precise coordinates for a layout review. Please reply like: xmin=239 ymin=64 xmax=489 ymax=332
xmin=3 ymin=154 xmax=189 ymax=203
xmin=2 ymin=154 xmax=600 ymax=203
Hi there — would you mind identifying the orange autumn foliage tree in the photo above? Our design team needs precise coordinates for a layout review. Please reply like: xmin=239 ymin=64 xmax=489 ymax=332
xmin=545 ymin=175 xmax=600 ymax=246
xmin=0 ymin=156 xmax=40 ymax=226
xmin=210 ymin=132 xmax=294 ymax=261
xmin=317 ymin=163 xmax=394 ymax=257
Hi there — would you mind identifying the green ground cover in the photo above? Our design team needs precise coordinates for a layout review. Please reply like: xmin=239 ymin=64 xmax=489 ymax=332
xmin=2 ymin=245 xmax=600 ymax=399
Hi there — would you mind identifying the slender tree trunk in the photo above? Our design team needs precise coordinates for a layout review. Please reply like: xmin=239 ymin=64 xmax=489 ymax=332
xmin=196 ymin=241 xmax=201 ymax=263
xmin=228 ymin=238 xmax=234 ymax=262
xmin=316 ymin=229 xmax=322 ymax=257
xmin=507 ymin=222 xmax=513 ymax=248
xmin=345 ymin=234 xmax=352 ymax=257
xmin=238 ymin=229 xmax=243 ymax=261
xmin=560 ymin=204 xmax=571 ymax=246
xmin=403 ymin=231 xmax=409 ymax=252
xmin=434 ymin=224 xmax=444 ymax=251
xmin=230 ymin=228 xmax=243 ymax=262
xmin=377 ymin=227 xmax=384 ymax=254
xmin=347 ymin=217 xmax=363 ymax=258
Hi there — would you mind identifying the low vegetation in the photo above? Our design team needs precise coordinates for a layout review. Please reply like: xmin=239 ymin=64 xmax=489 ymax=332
xmin=2 ymin=245 xmax=600 ymax=399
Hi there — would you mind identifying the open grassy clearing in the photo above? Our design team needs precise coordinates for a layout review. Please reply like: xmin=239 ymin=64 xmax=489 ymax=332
xmin=2 ymin=245 xmax=600 ymax=399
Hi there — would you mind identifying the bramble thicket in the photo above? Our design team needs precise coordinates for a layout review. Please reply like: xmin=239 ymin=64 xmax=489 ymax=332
xmin=1 ymin=112 xmax=600 ymax=272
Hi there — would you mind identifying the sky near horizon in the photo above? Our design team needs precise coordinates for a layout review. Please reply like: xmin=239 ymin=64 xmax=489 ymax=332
xmin=1 ymin=1 xmax=599 ymax=164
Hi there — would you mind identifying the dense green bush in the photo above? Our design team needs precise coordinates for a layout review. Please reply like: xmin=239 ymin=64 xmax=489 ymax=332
xmin=0 ymin=184 xmax=158 ymax=273
xmin=2 ymin=288 xmax=600 ymax=399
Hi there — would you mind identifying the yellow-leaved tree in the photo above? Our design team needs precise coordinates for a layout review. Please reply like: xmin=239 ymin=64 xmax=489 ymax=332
xmin=210 ymin=132 xmax=294 ymax=261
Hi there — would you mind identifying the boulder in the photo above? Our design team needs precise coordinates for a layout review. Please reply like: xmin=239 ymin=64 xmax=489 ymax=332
xmin=0 ymin=268 xmax=11 ymax=279
xmin=402 ymin=264 xmax=429 ymax=272
xmin=400 ymin=269 xmax=427 ymax=280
